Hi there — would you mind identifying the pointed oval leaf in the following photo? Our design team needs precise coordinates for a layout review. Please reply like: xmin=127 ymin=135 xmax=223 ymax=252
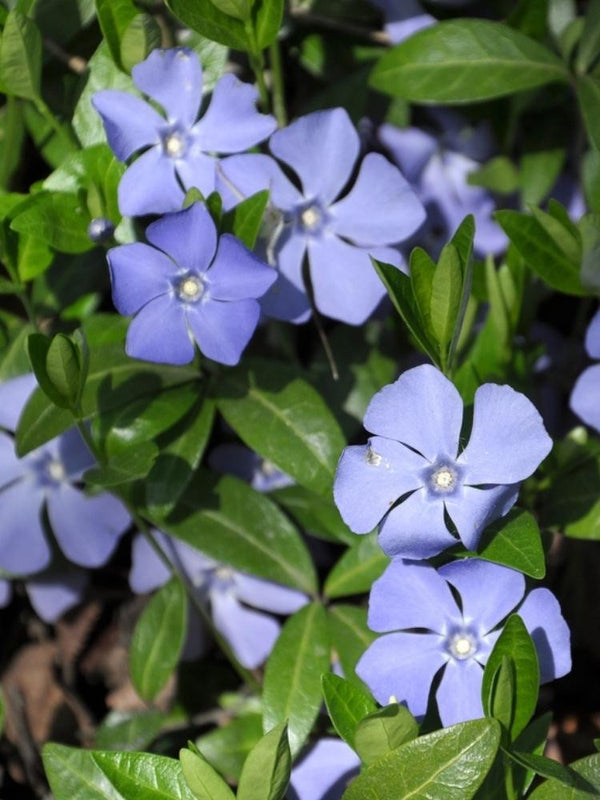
xmin=0 ymin=10 xmax=42 ymax=100
xmin=324 ymin=533 xmax=389 ymax=599
xmin=476 ymin=508 xmax=546 ymax=579
xmin=180 ymin=749 xmax=236 ymax=800
xmin=42 ymin=744 xmax=125 ymax=800
xmin=321 ymin=673 xmax=376 ymax=748
xmin=354 ymin=704 xmax=419 ymax=766
xmin=237 ymin=722 xmax=291 ymax=800
xmin=93 ymin=751 xmax=196 ymax=800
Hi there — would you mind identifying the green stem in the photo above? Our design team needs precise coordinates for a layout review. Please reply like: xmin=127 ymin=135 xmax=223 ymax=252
xmin=269 ymin=39 xmax=287 ymax=126
xmin=244 ymin=21 xmax=270 ymax=111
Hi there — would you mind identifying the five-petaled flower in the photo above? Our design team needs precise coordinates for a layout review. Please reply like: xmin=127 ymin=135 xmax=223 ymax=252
xmin=357 ymin=558 xmax=571 ymax=727
xmin=334 ymin=364 xmax=552 ymax=558
xmin=92 ymin=47 xmax=276 ymax=217
xmin=108 ymin=202 xmax=276 ymax=365
xmin=570 ymin=309 xmax=600 ymax=433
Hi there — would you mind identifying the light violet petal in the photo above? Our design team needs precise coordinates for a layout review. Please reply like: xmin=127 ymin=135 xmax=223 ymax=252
xmin=0 ymin=480 xmax=48 ymax=573
xmin=368 ymin=559 xmax=457 ymax=634
xmin=260 ymin=272 xmax=312 ymax=324
xmin=211 ymin=589 xmax=279 ymax=669
xmin=26 ymin=570 xmax=88 ymax=623
xmin=585 ymin=310 xmax=600 ymax=358
xmin=126 ymin=295 xmax=194 ymax=365
xmin=187 ymin=298 xmax=259 ymax=366
xmin=333 ymin=438 xmax=426 ymax=534
xmin=570 ymin=364 xmax=600 ymax=433
xmin=436 ymin=658 xmax=485 ymax=727
xmin=0 ymin=374 xmax=37 ymax=431
xmin=270 ymin=108 xmax=359 ymax=206
xmin=364 ymin=364 xmax=463 ymax=462
xmin=118 ymin=147 xmax=185 ymax=216
xmin=289 ymin=739 xmax=360 ymax=800
xmin=232 ymin=573 xmax=308 ymax=615
xmin=439 ymin=558 xmax=525 ymax=634
xmin=444 ymin=483 xmax=519 ymax=551
xmin=379 ymin=124 xmax=437 ymax=183
xmin=57 ymin=428 xmax=95 ymax=480
xmin=208 ymin=235 xmax=275 ymax=301
xmin=330 ymin=153 xmax=426 ymax=245
xmin=458 ymin=383 xmax=552 ymax=484
xmin=108 ymin=242 xmax=178 ymax=316
xmin=175 ymin=151 xmax=218 ymax=198
xmin=517 ymin=588 xmax=571 ymax=683
xmin=369 ymin=245 xmax=407 ymax=273
xmin=132 ymin=48 xmax=202 ymax=127
xmin=146 ymin=203 xmax=217 ymax=273
xmin=218 ymin=154 xmax=301 ymax=211
xmin=92 ymin=90 xmax=163 ymax=161
xmin=356 ymin=631 xmax=447 ymax=716
xmin=378 ymin=489 xmax=456 ymax=559
xmin=47 ymin=484 xmax=130 ymax=567
xmin=194 ymin=73 xmax=276 ymax=153
xmin=129 ymin=532 xmax=170 ymax=594
xmin=0 ymin=431 xmax=29 ymax=488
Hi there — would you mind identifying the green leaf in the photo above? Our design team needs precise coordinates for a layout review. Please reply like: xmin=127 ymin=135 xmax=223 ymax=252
xmin=17 ymin=234 xmax=53 ymax=281
xmin=209 ymin=0 xmax=252 ymax=22
xmin=324 ymin=532 xmax=389 ymax=598
xmin=577 ymin=0 xmax=600 ymax=71
xmin=95 ymin=0 xmax=137 ymax=69
xmin=95 ymin=709 xmax=165 ymax=751
xmin=42 ymin=744 xmax=125 ymax=800
xmin=354 ymin=704 xmax=419 ymax=766
xmin=196 ymin=713 xmax=263 ymax=783
xmin=11 ymin=192 xmax=92 ymax=254
xmin=504 ymin=749 xmax=579 ymax=785
xmin=85 ymin=441 xmax=159 ymax=486
xmin=155 ymin=472 xmax=317 ymax=594
xmin=495 ymin=209 xmax=585 ymax=295
xmin=180 ymin=749 xmax=236 ymax=800
xmin=262 ymin=603 xmax=330 ymax=756
xmin=512 ymin=712 xmax=553 ymax=796
xmin=481 ymin=615 xmax=539 ymax=741
xmin=45 ymin=333 xmax=83 ymax=409
xmin=343 ymin=718 xmax=501 ymax=800
xmin=237 ymin=722 xmax=291 ymax=800
xmin=120 ymin=14 xmax=162 ymax=73
xmin=254 ymin=0 xmax=284 ymax=50
xmin=468 ymin=157 xmax=520 ymax=194
xmin=93 ymin=751 xmax=196 ymax=799
xmin=0 ymin=10 xmax=41 ymax=100
xmin=476 ymin=508 xmax=546 ymax=579
xmin=222 ymin=190 xmax=269 ymax=249
xmin=215 ymin=359 xmax=346 ymax=497
xmin=321 ymin=673 xmax=376 ymax=748
xmin=130 ymin=576 xmax=187 ymax=702
xmin=271 ymin=484 xmax=355 ymax=545
xmin=520 ymin=149 xmax=565 ymax=207
xmin=487 ymin=655 xmax=516 ymax=733
xmin=577 ymin=75 xmax=600 ymax=151
xmin=165 ymin=0 xmax=250 ymax=50
xmin=27 ymin=333 xmax=71 ymax=409
xmin=370 ymin=19 xmax=567 ymax=103
xmin=430 ymin=243 xmax=462 ymax=370
xmin=528 ymin=753 xmax=600 ymax=797
xmin=328 ymin=604 xmax=376 ymax=686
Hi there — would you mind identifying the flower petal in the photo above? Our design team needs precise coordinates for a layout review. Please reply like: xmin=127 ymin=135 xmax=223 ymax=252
xmin=194 ymin=73 xmax=276 ymax=153
xmin=146 ymin=203 xmax=217 ymax=273
xmin=92 ymin=90 xmax=163 ymax=161
xmin=208 ymin=235 xmax=275 ymax=300
xmin=458 ymin=383 xmax=552 ymax=484
xmin=270 ymin=108 xmax=359 ymax=206
xmin=289 ymin=739 xmax=360 ymax=800
xmin=175 ymin=150 xmax=218 ymax=198
xmin=232 ymin=573 xmax=307 ymax=615
xmin=517 ymin=588 xmax=571 ymax=683
xmin=443 ymin=483 xmax=519 ymax=551
xmin=211 ymin=589 xmax=280 ymax=669
xmin=585 ymin=310 xmax=600 ymax=358
xmin=368 ymin=559 xmax=457 ymax=634
xmin=333 ymin=438 xmax=426 ymax=534
xmin=187 ymin=298 xmax=259 ymax=366
xmin=364 ymin=364 xmax=463 ymax=462
xmin=0 ymin=480 xmax=48 ymax=573
xmin=132 ymin=48 xmax=202 ymax=127
xmin=108 ymin=242 xmax=178 ymax=316
xmin=0 ymin=431 xmax=29 ymax=488
xmin=217 ymin=153 xmax=301 ymax=211
xmin=435 ymin=658 xmax=485 ymax=727
xmin=260 ymin=271 xmax=312 ymax=324
xmin=118 ymin=147 xmax=185 ymax=216
xmin=330 ymin=153 xmax=425 ymax=245
xmin=129 ymin=532 xmax=170 ymax=594
xmin=378 ymin=489 xmax=457 ymax=559
xmin=379 ymin=124 xmax=437 ymax=183
xmin=47 ymin=484 xmax=130 ymax=567
xmin=356 ymin=631 xmax=447 ymax=715
xmin=439 ymin=558 xmax=525 ymax=634
xmin=126 ymin=295 xmax=194 ymax=365
xmin=0 ymin=373 xmax=37 ymax=431
xmin=57 ymin=428 xmax=95 ymax=480
xmin=26 ymin=569 xmax=88 ymax=623
xmin=570 ymin=364 xmax=600 ymax=433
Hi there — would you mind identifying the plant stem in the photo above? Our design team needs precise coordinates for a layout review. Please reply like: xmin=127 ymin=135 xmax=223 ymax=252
xmin=269 ymin=39 xmax=287 ymax=126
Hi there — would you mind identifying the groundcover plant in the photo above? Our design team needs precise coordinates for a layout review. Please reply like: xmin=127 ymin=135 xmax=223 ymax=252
xmin=1 ymin=1 xmax=600 ymax=798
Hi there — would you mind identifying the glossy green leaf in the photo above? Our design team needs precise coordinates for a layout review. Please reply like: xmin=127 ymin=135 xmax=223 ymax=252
xmin=468 ymin=157 xmax=520 ymax=195
xmin=520 ymin=149 xmax=565 ymax=207
xmin=95 ymin=0 xmax=137 ymax=68
xmin=321 ymin=673 xmax=376 ymax=748
xmin=156 ymin=472 xmax=317 ymax=594
xmin=120 ymin=14 xmax=162 ymax=73
xmin=222 ymin=190 xmax=269 ymax=249
xmin=45 ymin=333 xmax=83 ymax=409
xmin=130 ymin=576 xmax=187 ymax=702
xmin=476 ymin=509 xmax=546 ymax=579
xmin=254 ymin=0 xmax=284 ymax=49
xmin=165 ymin=0 xmax=250 ymax=49
xmin=95 ymin=710 xmax=165 ymax=752
xmin=262 ymin=603 xmax=329 ymax=756
xmin=487 ymin=655 xmax=516 ymax=733
xmin=577 ymin=0 xmax=600 ymax=71
xmin=370 ymin=20 xmax=567 ymax=103
xmin=343 ymin=718 xmax=501 ymax=800
xmin=85 ymin=441 xmax=159 ymax=487
xmin=430 ymin=242 xmax=462 ymax=370
xmin=27 ymin=333 xmax=71 ymax=409
xmin=354 ymin=704 xmax=419 ymax=766
xmin=11 ymin=192 xmax=92 ymax=254
xmin=237 ymin=722 xmax=291 ymax=800
xmin=197 ymin=713 xmax=263 ymax=783
xmin=215 ymin=359 xmax=346 ymax=497
xmin=0 ymin=10 xmax=41 ymax=100
xmin=481 ymin=615 xmax=539 ymax=740
xmin=324 ymin=532 xmax=389 ymax=598
xmin=209 ymin=0 xmax=252 ymax=22
xmin=271 ymin=484 xmax=354 ymax=545
xmin=42 ymin=744 xmax=125 ymax=800
xmin=505 ymin=749 xmax=579 ymax=785
xmin=528 ymin=753 xmax=600 ymax=798
xmin=511 ymin=712 xmax=553 ymax=796
xmin=18 ymin=234 xmax=53 ymax=281
xmin=577 ymin=75 xmax=600 ymax=151
xmin=93 ymin=751 xmax=196 ymax=799
xmin=328 ymin=604 xmax=376 ymax=686
xmin=180 ymin=748 xmax=236 ymax=800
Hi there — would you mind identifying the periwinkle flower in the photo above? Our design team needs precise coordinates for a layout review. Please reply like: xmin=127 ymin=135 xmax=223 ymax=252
xmin=208 ymin=443 xmax=293 ymax=492
xmin=357 ymin=558 xmax=571 ymax=727
xmin=370 ymin=0 xmax=435 ymax=43
xmin=130 ymin=531 xmax=307 ymax=669
xmin=570 ymin=309 xmax=600 ymax=432
xmin=92 ymin=48 xmax=276 ymax=217
xmin=288 ymin=738 xmax=360 ymax=800
xmin=0 ymin=569 xmax=88 ymax=623
xmin=334 ymin=364 xmax=552 ymax=559
xmin=220 ymin=108 xmax=426 ymax=325
xmin=0 ymin=374 xmax=130 ymax=574
xmin=108 ymin=202 xmax=276 ymax=366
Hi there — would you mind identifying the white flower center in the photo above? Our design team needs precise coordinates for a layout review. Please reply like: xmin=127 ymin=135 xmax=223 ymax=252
xmin=431 ymin=465 xmax=456 ymax=492
xmin=47 ymin=460 xmax=66 ymax=482
xmin=301 ymin=205 xmax=322 ymax=230
xmin=366 ymin=445 xmax=382 ymax=466
xmin=448 ymin=632 xmax=477 ymax=660
xmin=164 ymin=132 xmax=186 ymax=158
xmin=177 ymin=275 xmax=204 ymax=302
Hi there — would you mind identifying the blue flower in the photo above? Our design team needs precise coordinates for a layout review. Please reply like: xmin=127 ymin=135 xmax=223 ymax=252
xmin=92 ymin=48 xmax=276 ymax=217
xmin=130 ymin=531 xmax=307 ymax=669
xmin=0 ymin=569 xmax=88 ymax=623
xmin=288 ymin=738 xmax=360 ymax=800
xmin=220 ymin=108 xmax=426 ymax=325
xmin=0 ymin=374 xmax=130 ymax=574
xmin=570 ymin=309 xmax=600 ymax=432
xmin=107 ymin=202 xmax=276 ymax=365
xmin=208 ymin=443 xmax=293 ymax=492
xmin=334 ymin=364 xmax=552 ymax=558
xmin=357 ymin=558 xmax=571 ymax=727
